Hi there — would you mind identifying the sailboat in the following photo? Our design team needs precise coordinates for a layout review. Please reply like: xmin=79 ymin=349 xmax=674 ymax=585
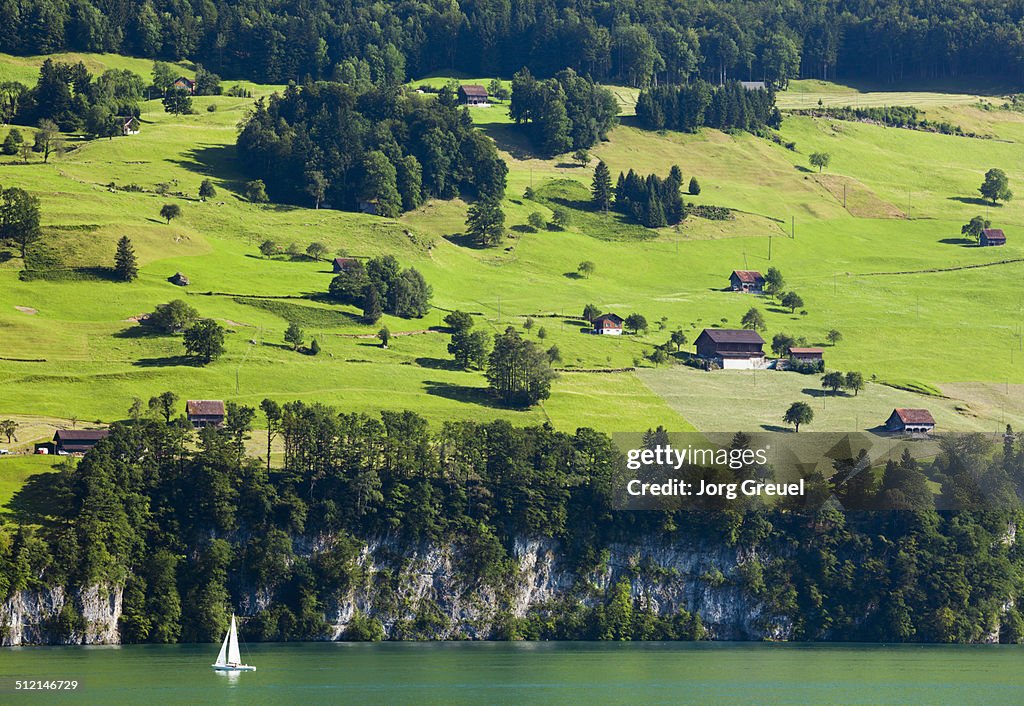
xmin=212 ymin=615 xmax=256 ymax=672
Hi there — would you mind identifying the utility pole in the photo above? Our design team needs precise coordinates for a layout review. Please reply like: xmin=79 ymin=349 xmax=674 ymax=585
xmin=791 ymin=216 xmax=795 ymax=239
xmin=768 ymin=236 xmax=772 ymax=260
xmin=843 ymin=184 xmax=847 ymax=210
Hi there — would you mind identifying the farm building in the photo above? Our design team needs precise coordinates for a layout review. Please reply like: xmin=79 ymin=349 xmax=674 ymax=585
xmin=885 ymin=408 xmax=935 ymax=434
xmin=172 ymin=77 xmax=196 ymax=94
xmin=695 ymin=329 xmax=766 ymax=369
xmin=333 ymin=257 xmax=360 ymax=273
xmin=48 ymin=429 xmax=110 ymax=455
xmin=187 ymin=400 xmax=226 ymax=428
xmin=458 ymin=85 xmax=489 ymax=106
xmin=730 ymin=270 xmax=765 ymax=293
xmin=789 ymin=348 xmax=824 ymax=362
xmin=740 ymin=81 xmax=767 ymax=90
xmin=119 ymin=116 xmax=140 ymax=135
xmin=592 ymin=313 xmax=624 ymax=335
xmin=980 ymin=228 xmax=1006 ymax=246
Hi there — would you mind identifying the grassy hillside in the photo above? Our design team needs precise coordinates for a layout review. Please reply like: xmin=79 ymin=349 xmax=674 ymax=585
xmin=3 ymin=55 xmax=1024 ymax=446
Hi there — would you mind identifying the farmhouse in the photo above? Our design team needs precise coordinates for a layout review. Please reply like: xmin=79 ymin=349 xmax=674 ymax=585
xmin=51 ymin=429 xmax=109 ymax=455
xmin=789 ymin=348 xmax=824 ymax=362
xmin=172 ymin=77 xmax=195 ymax=94
xmin=740 ymin=81 xmax=767 ymax=90
xmin=885 ymin=408 xmax=936 ymax=434
xmin=695 ymin=329 xmax=766 ymax=369
xmin=980 ymin=228 xmax=1006 ymax=246
xmin=593 ymin=313 xmax=624 ymax=335
xmin=119 ymin=116 xmax=140 ymax=135
xmin=730 ymin=270 xmax=765 ymax=293
xmin=333 ymin=257 xmax=360 ymax=273
xmin=187 ymin=400 xmax=226 ymax=428
xmin=458 ymin=84 xmax=489 ymax=106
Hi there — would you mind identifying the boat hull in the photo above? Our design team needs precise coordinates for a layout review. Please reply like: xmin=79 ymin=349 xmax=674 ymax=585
xmin=212 ymin=664 xmax=256 ymax=672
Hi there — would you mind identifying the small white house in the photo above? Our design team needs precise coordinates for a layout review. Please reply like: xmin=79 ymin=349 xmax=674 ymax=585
xmin=592 ymin=314 xmax=624 ymax=335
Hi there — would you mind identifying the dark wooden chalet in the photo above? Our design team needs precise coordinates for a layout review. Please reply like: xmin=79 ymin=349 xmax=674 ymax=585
xmin=885 ymin=408 xmax=935 ymax=433
xmin=333 ymin=257 xmax=360 ymax=273
xmin=187 ymin=400 xmax=226 ymax=428
xmin=730 ymin=270 xmax=765 ymax=292
xmin=980 ymin=228 xmax=1006 ymax=246
xmin=52 ymin=429 xmax=109 ymax=455
xmin=695 ymin=329 xmax=766 ymax=369
xmin=458 ymin=84 xmax=489 ymax=105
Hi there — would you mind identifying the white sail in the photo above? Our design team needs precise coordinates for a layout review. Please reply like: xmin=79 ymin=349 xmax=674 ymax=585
xmin=227 ymin=615 xmax=242 ymax=665
xmin=215 ymin=622 xmax=230 ymax=666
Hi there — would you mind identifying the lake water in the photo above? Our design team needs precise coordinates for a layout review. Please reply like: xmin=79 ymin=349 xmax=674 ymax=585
xmin=2 ymin=641 xmax=1023 ymax=704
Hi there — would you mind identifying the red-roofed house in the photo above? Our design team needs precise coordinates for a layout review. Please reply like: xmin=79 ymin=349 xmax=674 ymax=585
xmin=730 ymin=270 xmax=765 ymax=292
xmin=333 ymin=257 xmax=360 ymax=273
xmin=172 ymin=77 xmax=196 ymax=94
xmin=885 ymin=408 xmax=935 ymax=434
xmin=980 ymin=228 xmax=1006 ymax=246
xmin=187 ymin=400 xmax=226 ymax=428
xmin=592 ymin=313 xmax=624 ymax=335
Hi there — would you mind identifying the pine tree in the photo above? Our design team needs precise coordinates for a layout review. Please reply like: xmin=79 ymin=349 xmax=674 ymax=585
xmin=114 ymin=235 xmax=138 ymax=281
xmin=591 ymin=160 xmax=612 ymax=212
xmin=362 ymin=286 xmax=383 ymax=324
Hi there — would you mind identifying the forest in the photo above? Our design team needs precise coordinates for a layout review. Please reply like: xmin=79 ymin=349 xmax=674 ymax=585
xmin=236 ymin=82 xmax=507 ymax=214
xmin=3 ymin=405 xmax=1024 ymax=643
xmin=635 ymin=80 xmax=780 ymax=133
xmin=2 ymin=1 xmax=1022 ymax=86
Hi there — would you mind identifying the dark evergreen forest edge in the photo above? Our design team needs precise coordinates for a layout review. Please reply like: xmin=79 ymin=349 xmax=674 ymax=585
xmin=4 ymin=407 xmax=1024 ymax=644
xmin=3 ymin=0 xmax=1023 ymax=86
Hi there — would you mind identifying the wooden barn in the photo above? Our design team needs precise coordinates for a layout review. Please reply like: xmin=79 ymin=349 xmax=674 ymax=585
xmin=789 ymin=347 xmax=824 ymax=362
xmin=980 ymin=228 xmax=1006 ymax=246
xmin=333 ymin=257 xmax=360 ymax=273
xmin=458 ymin=84 xmax=489 ymax=106
xmin=187 ymin=400 xmax=226 ymax=428
xmin=50 ymin=429 xmax=110 ymax=455
xmin=730 ymin=270 xmax=765 ymax=293
xmin=592 ymin=313 xmax=624 ymax=335
xmin=695 ymin=329 xmax=766 ymax=369
xmin=885 ymin=408 xmax=935 ymax=434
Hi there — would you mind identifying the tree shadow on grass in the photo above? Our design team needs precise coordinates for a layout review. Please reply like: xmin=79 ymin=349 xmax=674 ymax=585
xmin=133 ymin=355 xmax=197 ymax=368
xmin=510 ymin=225 xmax=536 ymax=234
xmin=802 ymin=388 xmax=848 ymax=398
xmin=948 ymin=196 xmax=995 ymax=207
xmin=415 ymin=357 xmax=461 ymax=371
xmin=443 ymin=233 xmax=490 ymax=249
xmin=476 ymin=123 xmax=541 ymax=160
xmin=794 ymin=165 xmax=815 ymax=174
xmin=7 ymin=471 xmax=64 ymax=525
xmin=423 ymin=380 xmax=515 ymax=410
xmin=563 ymin=272 xmax=583 ymax=279
xmin=760 ymin=424 xmax=794 ymax=433
xmin=168 ymin=144 xmax=244 ymax=180
xmin=938 ymin=237 xmax=975 ymax=246
xmin=113 ymin=325 xmax=162 ymax=339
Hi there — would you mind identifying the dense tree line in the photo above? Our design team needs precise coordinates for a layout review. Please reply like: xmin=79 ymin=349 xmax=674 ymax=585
xmin=4 ymin=59 xmax=143 ymax=136
xmin=237 ymin=82 xmax=506 ymax=214
xmin=636 ymin=80 xmax=780 ymax=133
xmin=510 ymin=68 xmax=618 ymax=156
xmin=3 ymin=410 xmax=1024 ymax=643
xmin=4 ymin=1 xmax=1024 ymax=87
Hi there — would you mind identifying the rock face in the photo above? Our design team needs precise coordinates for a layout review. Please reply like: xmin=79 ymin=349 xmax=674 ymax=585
xmin=325 ymin=537 xmax=789 ymax=641
xmin=1 ymin=585 xmax=122 ymax=646
xmin=0 ymin=538 xmax=782 ymax=645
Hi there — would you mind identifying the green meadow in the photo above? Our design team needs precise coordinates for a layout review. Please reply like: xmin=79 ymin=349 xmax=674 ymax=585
xmin=3 ymin=55 xmax=1024 ymax=457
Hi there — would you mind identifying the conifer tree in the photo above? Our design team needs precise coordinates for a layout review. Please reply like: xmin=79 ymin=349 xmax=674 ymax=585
xmin=114 ymin=235 xmax=138 ymax=281
xmin=591 ymin=160 xmax=613 ymax=212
